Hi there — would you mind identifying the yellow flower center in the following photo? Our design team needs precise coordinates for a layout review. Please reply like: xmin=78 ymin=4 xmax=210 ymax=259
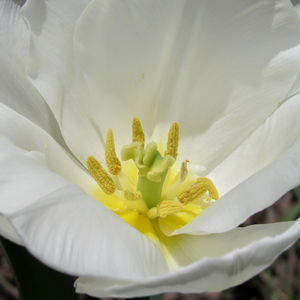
xmin=86 ymin=118 xmax=219 ymax=249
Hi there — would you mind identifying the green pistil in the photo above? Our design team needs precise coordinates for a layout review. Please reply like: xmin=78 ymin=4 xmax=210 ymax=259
xmin=121 ymin=142 xmax=175 ymax=208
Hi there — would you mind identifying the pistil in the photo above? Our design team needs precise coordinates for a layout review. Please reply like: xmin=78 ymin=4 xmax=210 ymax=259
xmin=121 ymin=142 xmax=174 ymax=208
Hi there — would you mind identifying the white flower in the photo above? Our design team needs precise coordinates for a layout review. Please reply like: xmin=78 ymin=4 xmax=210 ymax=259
xmin=1 ymin=0 xmax=300 ymax=298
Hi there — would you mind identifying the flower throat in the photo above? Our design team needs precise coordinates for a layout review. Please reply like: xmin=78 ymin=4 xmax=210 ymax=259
xmin=87 ymin=118 xmax=218 ymax=225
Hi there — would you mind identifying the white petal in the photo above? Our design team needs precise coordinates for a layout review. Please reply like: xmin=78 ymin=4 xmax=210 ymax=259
xmin=58 ymin=72 xmax=106 ymax=164
xmin=72 ymin=0 xmax=186 ymax=146
xmin=0 ymin=102 xmax=88 ymax=245
xmin=0 ymin=135 xmax=167 ymax=278
xmin=0 ymin=103 xmax=90 ymax=191
xmin=0 ymin=136 xmax=70 ymax=215
xmin=0 ymin=0 xmax=63 ymax=143
xmin=56 ymin=0 xmax=188 ymax=163
xmin=75 ymin=220 xmax=300 ymax=297
xmin=71 ymin=0 xmax=300 ymax=169
xmin=21 ymin=0 xmax=90 ymax=121
xmin=295 ymin=3 xmax=300 ymax=17
xmin=21 ymin=0 xmax=103 ymax=164
xmin=9 ymin=185 xmax=168 ymax=279
xmin=286 ymin=72 xmax=300 ymax=99
xmin=211 ymin=94 xmax=300 ymax=197
xmin=179 ymin=0 xmax=300 ymax=173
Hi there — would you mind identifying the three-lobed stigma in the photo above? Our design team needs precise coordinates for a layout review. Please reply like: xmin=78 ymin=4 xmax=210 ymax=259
xmin=87 ymin=117 xmax=219 ymax=233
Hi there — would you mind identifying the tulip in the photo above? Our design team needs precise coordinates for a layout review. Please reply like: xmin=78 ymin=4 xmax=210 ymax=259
xmin=1 ymin=0 xmax=300 ymax=298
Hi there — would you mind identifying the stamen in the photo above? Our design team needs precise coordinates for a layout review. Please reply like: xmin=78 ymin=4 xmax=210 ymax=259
xmin=87 ymin=156 xmax=116 ymax=194
xmin=105 ymin=129 xmax=121 ymax=175
xmin=124 ymin=190 xmax=142 ymax=201
xmin=197 ymin=177 xmax=219 ymax=200
xmin=147 ymin=200 xmax=183 ymax=219
xmin=123 ymin=190 xmax=148 ymax=214
xmin=158 ymin=200 xmax=183 ymax=217
xmin=177 ymin=177 xmax=218 ymax=204
xmin=165 ymin=122 xmax=179 ymax=159
xmin=132 ymin=117 xmax=145 ymax=148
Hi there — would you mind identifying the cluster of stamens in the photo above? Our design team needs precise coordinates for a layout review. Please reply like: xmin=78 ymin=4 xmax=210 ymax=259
xmin=86 ymin=117 xmax=219 ymax=222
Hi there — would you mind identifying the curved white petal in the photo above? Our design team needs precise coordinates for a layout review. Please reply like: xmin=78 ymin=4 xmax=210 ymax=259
xmin=281 ymin=0 xmax=300 ymax=98
xmin=0 ymin=136 xmax=167 ymax=279
xmin=0 ymin=137 xmax=70 ymax=214
xmin=0 ymin=103 xmax=88 ymax=245
xmin=21 ymin=0 xmax=91 ymax=121
xmin=0 ymin=0 xmax=63 ymax=143
xmin=8 ymin=184 xmax=167 ymax=279
xmin=212 ymin=94 xmax=300 ymax=197
xmin=295 ymin=3 xmax=300 ymax=16
xmin=60 ymin=71 xmax=106 ymax=164
xmin=75 ymin=220 xmax=300 ymax=297
xmin=286 ymin=74 xmax=300 ymax=99
xmin=171 ymin=94 xmax=300 ymax=235
xmin=161 ymin=222 xmax=297 ymax=269
xmin=0 ymin=101 xmax=84 ymax=243
xmin=21 ymin=0 xmax=103 ymax=164
xmin=67 ymin=0 xmax=300 ymax=167
xmin=175 ymin=0 xmax=300 ymax=172
xmin=72 ymin=0 xmax=186 ymax=148
xmin=0 ymin=103 xmax=90 ymax=191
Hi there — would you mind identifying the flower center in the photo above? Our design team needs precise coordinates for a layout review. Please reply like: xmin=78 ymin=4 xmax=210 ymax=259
xmin=86 ymin=118 xmax=219 ymax=242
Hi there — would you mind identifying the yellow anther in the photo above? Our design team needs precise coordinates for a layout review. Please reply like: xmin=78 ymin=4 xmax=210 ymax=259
xmin=197 ymin=177 xmax=219 ymax=200
xmin=124 ymin=190 xmax=142 ymax=201
xmin=132 ymin=117 xmax=145 ymax=148
xmin=147 ymin=200 xmax=183 ymax=219
xmin=177 ymin=177 xmax=218 ymax=204
xmin=105 ymin=129 xmax=121 ymax=175
xmin=177 ymin=182 xmax=207 ymax=204
xmin=123 ymin=189 xmax=148 ymax=213
xmin=158 ymin=200 xmax=183 ymax=218
xmin=165 ymin=122 xmax=179 ymax=159
xmin=87 ymin=156 xmax=116 ymax=194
